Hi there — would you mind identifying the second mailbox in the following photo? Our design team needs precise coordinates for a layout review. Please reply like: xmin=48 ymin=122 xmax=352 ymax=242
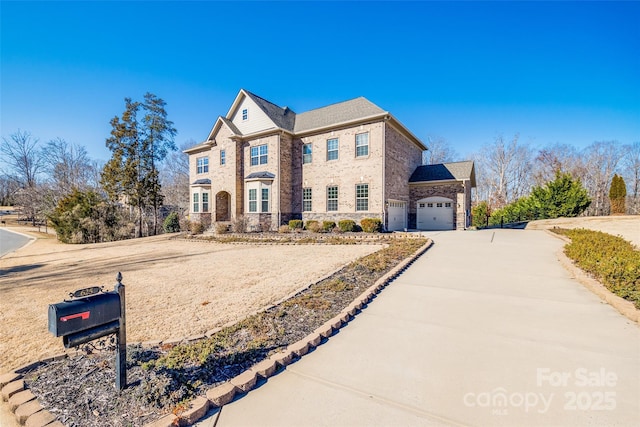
xmin=48 ymin=292 xmax=121 ymax=338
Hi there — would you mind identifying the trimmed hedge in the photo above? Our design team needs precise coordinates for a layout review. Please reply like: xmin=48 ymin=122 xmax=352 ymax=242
xmin=288 ymin=220 xmax=303 ymax=230
xmin=361 ymin=218 xmax=382 ymax=233
xmin=305 ymin=220 xmax=321 ymax=233
xmin=338 ymin=219 xmax=356 ymax=232
xmin=554 ymin=228 xmax=640 ymax=308
xmin=322 ymin=221 xmax=336 ymax=232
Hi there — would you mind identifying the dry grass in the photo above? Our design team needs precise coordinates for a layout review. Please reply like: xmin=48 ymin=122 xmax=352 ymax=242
xmin=0 ymin=227 xmax=381 ymax=372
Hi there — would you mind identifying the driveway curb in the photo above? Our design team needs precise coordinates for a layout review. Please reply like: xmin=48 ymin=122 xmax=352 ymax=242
xmin=547 ymin=230 xmax=639 ymax=323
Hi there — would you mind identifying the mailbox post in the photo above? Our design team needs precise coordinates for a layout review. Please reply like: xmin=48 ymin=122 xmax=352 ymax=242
xmin=115 ymin=273 xmax=126 ymax=390
xmin=48 ymin=272 xmax=127 ymax=390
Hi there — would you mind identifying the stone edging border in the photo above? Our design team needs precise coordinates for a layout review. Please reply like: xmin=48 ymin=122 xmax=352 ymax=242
xmin=546 ymin=230 xmax=639 ymax=324
xmin=0 ymin=239 xmax=433 ymax=427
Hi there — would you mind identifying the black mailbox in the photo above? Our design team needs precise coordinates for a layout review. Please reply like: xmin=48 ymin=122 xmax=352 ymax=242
xmin=48 ymin=274 xmax=128 ymax=390
xmin=48 ymin=292 xmax=121 ymax=338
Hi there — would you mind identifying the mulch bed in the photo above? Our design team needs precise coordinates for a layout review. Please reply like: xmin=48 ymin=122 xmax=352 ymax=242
xmin=20 ymin=235 xmax=426 ymax=427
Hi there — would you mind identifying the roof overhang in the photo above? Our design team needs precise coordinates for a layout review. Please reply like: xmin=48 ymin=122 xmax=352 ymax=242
xmin=183 ymin=143 xmax=211 ymax=154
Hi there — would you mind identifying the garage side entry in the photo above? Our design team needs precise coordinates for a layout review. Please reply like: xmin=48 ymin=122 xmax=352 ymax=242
xmin=408 ymin=161 xmax=476 ymax=231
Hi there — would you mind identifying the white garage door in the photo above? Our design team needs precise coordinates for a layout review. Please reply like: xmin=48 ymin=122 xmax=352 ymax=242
xmin=387 ymin=200 xmax=406 ymax=231
xmin=417 ymin=197 xmax=454 ymax=230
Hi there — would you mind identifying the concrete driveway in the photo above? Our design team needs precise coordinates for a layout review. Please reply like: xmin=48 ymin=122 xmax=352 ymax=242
xmin=208 ymin=229 xmax=640 ymax=426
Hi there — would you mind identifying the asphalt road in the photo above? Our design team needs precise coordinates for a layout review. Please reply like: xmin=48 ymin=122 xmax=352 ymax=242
xmin=0 ymin=228 xmax=33 ymax=258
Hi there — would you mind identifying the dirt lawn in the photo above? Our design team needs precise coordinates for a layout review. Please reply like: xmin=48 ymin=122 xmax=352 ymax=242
xmin=0 ymin=229 xmax=381 ymax=373
xmin=526 ymin=215 xmax=640 ymax=247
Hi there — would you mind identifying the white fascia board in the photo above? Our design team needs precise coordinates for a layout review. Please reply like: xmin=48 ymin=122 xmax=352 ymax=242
xmin=386 ymin=115 xmax=427 ymax=150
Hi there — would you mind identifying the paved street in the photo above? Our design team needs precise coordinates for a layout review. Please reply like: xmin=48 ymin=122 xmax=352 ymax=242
xmin=207 ymin=229 xmax=640 ymax=426
xmin=0 ymin=228 xmax=33 ymax=258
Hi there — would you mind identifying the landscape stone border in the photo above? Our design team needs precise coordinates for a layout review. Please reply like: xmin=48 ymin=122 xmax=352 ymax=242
xmin=0 ymin=237 xmax=432 ymax=427
xmin=548 ymin=230 xmax=639 ymax=324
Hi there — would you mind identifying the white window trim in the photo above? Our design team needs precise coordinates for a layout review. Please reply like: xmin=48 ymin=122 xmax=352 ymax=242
xmin=242 ymin=108 xmax=249 ymax=121
xmin=246 ymin=181 xmax=271 ymax=213
xmin=355 ymin=183 xmax=369 ymax=212
xmin=327 ymin=185 xmax=338 ymax=212
xmin=355 ymin=132 xmax=369 ymax=158
xmin=327 ymin=138 xmax=339 ymax=161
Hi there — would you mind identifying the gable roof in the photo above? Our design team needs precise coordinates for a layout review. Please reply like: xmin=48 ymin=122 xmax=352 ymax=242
xmin=187 ymin=89 xmax=425 ymax=150
xmin=409 ymin=161 xmax=476 ymax=187
xmin=294 ymin=97 xmax=386 ymax=133
xmin=244 ymin=90 xmax=296 ymax=131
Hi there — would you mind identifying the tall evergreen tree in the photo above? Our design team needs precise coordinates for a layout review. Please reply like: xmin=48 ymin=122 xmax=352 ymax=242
xmin=609 ymin=174 xmax=627 ymax=214
xmin=100 ymin=94 xmax=176 ymax=237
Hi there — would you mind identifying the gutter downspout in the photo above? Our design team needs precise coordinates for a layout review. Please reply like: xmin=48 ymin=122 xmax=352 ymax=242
xmin=382 ymin=117 xmax=387 ymax=231
xmin=277 ymin=133 xmax=281 ymax=228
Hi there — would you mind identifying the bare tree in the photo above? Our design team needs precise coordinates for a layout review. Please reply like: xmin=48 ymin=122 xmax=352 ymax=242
xmin=474 ymin=134 xmax=533 ymax=208
xmin=160 ymin=140 xmax=191 ymax=214
xmin=621 ymin=141 xmax=640 ymax=214
xmin=0 ymin=130 xmax=45 ymax=189
xmin=422 ymin=136 xmax=459 ymax=165
xmin=581 ymin=141 xmax=623 ymax=216
xmin=533 ymin=143 xmax=584 ymax=186
xmin=43 ymin=138 xmax=96 ymax=195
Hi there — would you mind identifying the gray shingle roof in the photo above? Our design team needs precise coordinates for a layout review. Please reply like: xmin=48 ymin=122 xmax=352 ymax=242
xmin=192 ymin=178 xmax=211 ymax=185
xmin=245 ymin=171 xmax=275 ymax=180
xmin=219 ymin=117 xmax=242 ymax=135
xmin=409 ymin=161 xmax=476 ymax=187
xmin=293 ymin=97 xmax=386 ymax=133
xmin=244 ymin=90 xmax=296 ymax=131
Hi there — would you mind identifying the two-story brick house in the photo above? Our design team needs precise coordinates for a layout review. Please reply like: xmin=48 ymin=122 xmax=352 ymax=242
xmin=185 ymin=89 xmax=475 ymax=231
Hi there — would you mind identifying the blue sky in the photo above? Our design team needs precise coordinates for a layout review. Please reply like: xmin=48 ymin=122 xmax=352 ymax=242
xmin=2 ymin=1 xmax=638 ymax=164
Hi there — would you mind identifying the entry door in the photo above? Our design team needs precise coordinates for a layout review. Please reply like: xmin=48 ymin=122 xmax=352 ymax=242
xmin=416 ymin=197 xmax=454 ymax=230
xmin=387 ymin=201 xmax=406 ymax=231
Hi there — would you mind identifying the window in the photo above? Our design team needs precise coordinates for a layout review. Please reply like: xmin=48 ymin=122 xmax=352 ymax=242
xmin=247 ymin=182 xmax=271 ymax=213
xmin=303 ymin=188 xmax=312 ymax=211
xmin=242 ymin=108 xmax=248 ymax=121
xmin=437 ymin=203 xmax=443 ymax=208
xmin=193 ymin=193 xmax=199 ymax=213
xmin=303 ymin=143 xmax=312 ymax=164
xmin=427 ymin=203 xmax=433 ymax=208
xmin=251 ymin=144 xmax=268 ymax=166
xmin=327 ymin=138 xmax=339 ymax=161
xmin=356 ymin=184 xmax=368 ymax=211
xmin=261 ymin=188 xmax=269 ymax=212
xmin=445 ymin=202 xmax=452 ymax=208
xmin=327 ymin=186 xmax=338 ymax=211
xmin=196 ymin=157 xmax=209 ymax=174
xmin=419 ymin=203 xmax=425 ymax=208
xmin=220 ymin=150 xmax=226 ymax=165
xmin=202 ymin=193 xmax=209 ymax=212
xmin=248 ymin=189 xmax=257 ymax=212
xmin=355 ymin=133 xmax=369 ymax=157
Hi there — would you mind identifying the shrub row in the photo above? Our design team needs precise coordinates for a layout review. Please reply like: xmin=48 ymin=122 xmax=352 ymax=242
xmin=553 ymin=228 xmax=640 ymax=308
xmin=286 ymin=218 xmax=383 ymax=233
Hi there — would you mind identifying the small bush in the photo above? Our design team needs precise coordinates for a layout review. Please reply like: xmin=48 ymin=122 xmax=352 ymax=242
xmin=289 ymin=219 xmax=303 ymax=230
xmin=232 ymin=215 xmax=248 ymax=233
xmin=278 ymin=225 xmax=290 ymax=234
xmin=338 ymin=219 xmax=356 ymax=232
xmin=215 ymin=223 xmax=229 ymax=234
xmin=190 ymin=221 xmax=205 ymax=234
xmin=322 ymin=221 xmax=336 ymax=232
xmin=162 ymin=212 xmax=181 ymax=233
xmin=554 ymin=228 xmax=640 ymax=308
xmin=305 ymin=220 xmax=321 ymax=233
xmin=361 ymin=218 xmax=382 ymax=233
